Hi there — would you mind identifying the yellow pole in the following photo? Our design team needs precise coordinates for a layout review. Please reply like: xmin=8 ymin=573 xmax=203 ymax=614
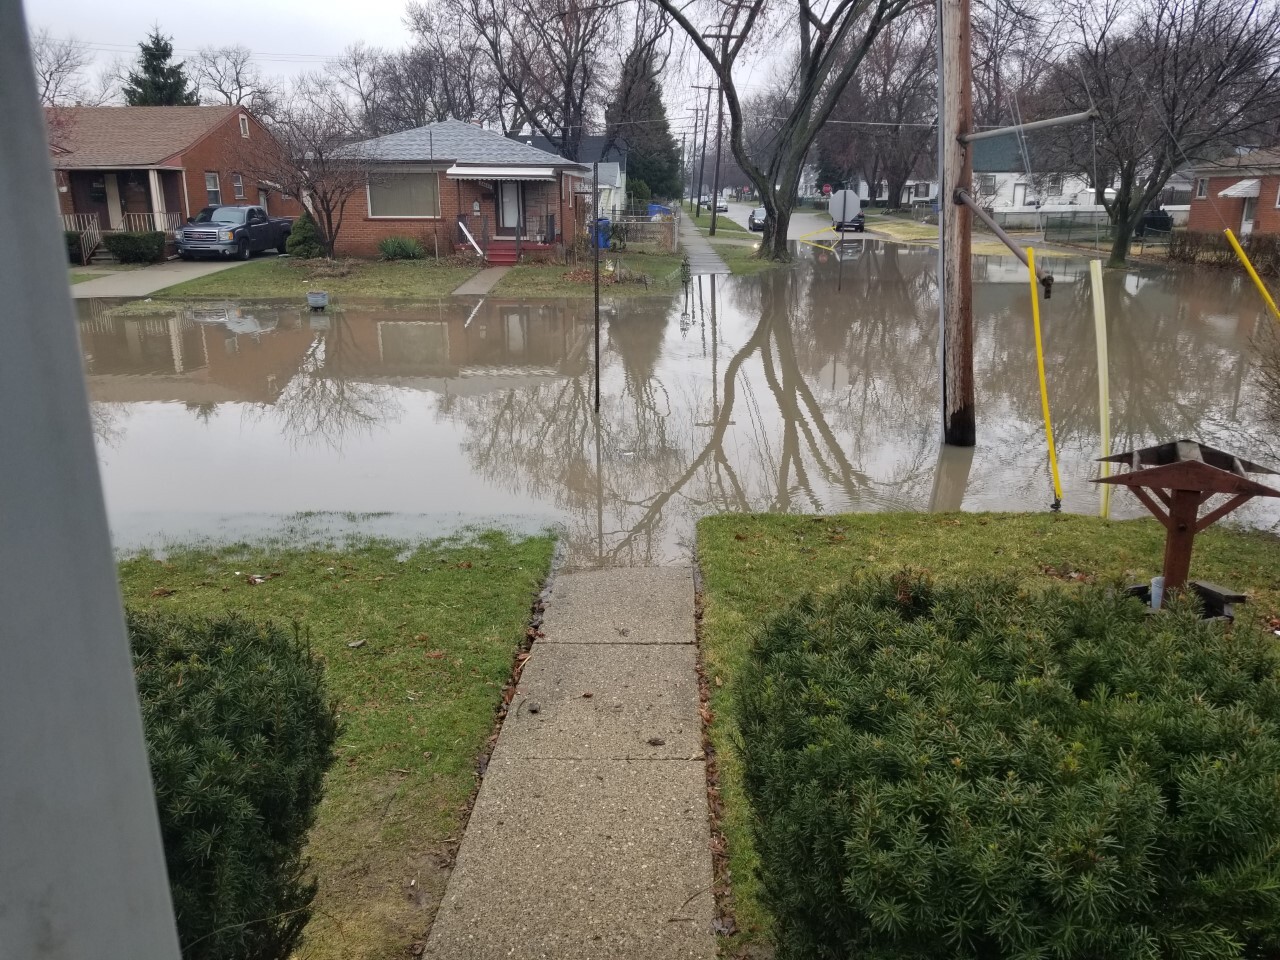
xmin=1225 ymin=228 xmax=1280 ymax=322
xmin=1089 ymin=260 xmax=1112 ymax=519
xmin=1027 ymin=248 xmax=1063 ymax=507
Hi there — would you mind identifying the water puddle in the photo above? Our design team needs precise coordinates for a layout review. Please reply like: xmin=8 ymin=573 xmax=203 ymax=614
xmin=78 ymin=240 xmax=1279 ymax=566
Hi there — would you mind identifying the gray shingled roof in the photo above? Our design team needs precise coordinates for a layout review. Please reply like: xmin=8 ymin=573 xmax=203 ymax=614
xmin=351 ymin=119 xmax=588 ymax=167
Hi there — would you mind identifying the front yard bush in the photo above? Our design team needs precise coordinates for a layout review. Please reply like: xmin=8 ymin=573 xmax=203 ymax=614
xmin=131 ymin=610 xmax=338 ymax=960
xmin=377 ymin=235 xmax=425 ymax=260
xmin=103 ymin=230 xmax=166 ymax=264
xmin=285 ymin=212 xmax=324 ymax=260
xmin=65 ymin=229 xmax=83 ymax=264
xmin=739 ymin=572 xmax=1280 ymax=960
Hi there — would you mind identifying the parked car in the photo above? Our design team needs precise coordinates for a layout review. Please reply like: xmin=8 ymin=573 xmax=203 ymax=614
xmin=748 ymin=206 xmax=767 ymax=231
xmin=832 ymin=209 xmax=866 ymax=233
xmin=176 ymin=205 xmax=295 ymax=260
xmin=715 ymin=198 xmax=729 ymax=212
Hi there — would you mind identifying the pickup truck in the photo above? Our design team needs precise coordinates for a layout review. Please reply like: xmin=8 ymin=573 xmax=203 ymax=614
xmin=176 ymin=205 xmax=294 ymax=260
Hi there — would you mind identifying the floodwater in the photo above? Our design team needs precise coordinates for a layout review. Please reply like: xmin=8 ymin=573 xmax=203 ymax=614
xmin=78 ymin=240 xmax=1280 ymax=566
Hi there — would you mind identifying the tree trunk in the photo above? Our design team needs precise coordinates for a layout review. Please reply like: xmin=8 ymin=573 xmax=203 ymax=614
xmin=759 ymin=202 xmax=792 ymax=260
xmin=1108 ymin=215 xmax=1136 ymax=267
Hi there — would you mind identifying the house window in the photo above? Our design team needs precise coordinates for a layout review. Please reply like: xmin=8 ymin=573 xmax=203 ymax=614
xmin=978 ymin=174 xmax=997 ymax=195
xmin=915 ymin=182 xmax=930 ymax=198
xmin=1047 ymin=175 xmax=1063 ymax=196
xmin=367 ymin=172 xmax=441 ymax=218
xmin=205 ymin=172 xmax=221 ymax=206
xmin=239 ymin=114 xmax=250 ymax=138
xmin=232 ymin=173 xmax=245 ymax=200
xmin=1196 ymin=177 xmax=1208 ymax=199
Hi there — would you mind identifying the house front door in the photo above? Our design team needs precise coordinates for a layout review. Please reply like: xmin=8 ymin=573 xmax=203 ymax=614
xmin=1242 ymin=197 xmax=1258 ymax=236
xmin=498 ymin=182 xmax=520 ymax=233
xmin=1012 ymin=183 xmax=1027 ymax=207
xmin=104 ymin=173 xmax=124 ymax=230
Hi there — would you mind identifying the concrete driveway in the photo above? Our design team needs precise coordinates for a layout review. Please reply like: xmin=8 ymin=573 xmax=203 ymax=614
xmin=71 ymin=258 xmax=252 ymax=300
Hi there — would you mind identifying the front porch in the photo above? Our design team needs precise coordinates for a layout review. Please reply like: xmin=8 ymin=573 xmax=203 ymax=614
xmin=450 ymin=175 xmax=564 ymax=265
xmin=60 ymin=168 xmax=185 ymax=263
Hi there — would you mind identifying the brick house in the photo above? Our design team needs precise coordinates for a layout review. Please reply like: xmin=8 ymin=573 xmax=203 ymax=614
xmin=49 ymin=105 xmax=302 ymax=261
xmin=335 ymin=119 xmax=591 ymax=263
xmin=1187 ymin=148 xmax=1280 ymax=237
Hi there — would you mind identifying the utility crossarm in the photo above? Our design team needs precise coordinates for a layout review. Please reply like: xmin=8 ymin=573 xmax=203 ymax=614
xmin=960 ymin=109 xmax=1098 ymax=144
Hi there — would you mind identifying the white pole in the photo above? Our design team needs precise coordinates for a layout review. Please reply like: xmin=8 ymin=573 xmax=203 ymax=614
xmin=0 ymin=1 xmax=181 ymax=955
xmin=1090 ymin=259 xmax=1112 ymax=519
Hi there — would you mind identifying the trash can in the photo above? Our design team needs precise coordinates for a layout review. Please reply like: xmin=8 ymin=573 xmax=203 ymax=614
xmin=593 ymin=217 xmax=611 ymax=249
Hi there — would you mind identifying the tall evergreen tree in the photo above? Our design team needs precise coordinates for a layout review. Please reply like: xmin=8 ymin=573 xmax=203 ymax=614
xmin=606 ymin=47 xmax=682 ymax=200
xmin=123 ymin=29 xmax=198 ymax=106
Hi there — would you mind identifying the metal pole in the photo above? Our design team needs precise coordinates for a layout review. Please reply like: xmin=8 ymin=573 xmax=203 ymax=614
xmin=961 ymin=109 xmax=1097 ymax=143
xmin=593 ymin=161 xmax=601 ymax=413
xmin=709 ymin=63 xmax=725 ymax=236
xmin=694 ymin=85 xmax=714 ymax=218
xmin=0 ymin=2 xmax=181 ymax=955
xmin=938 ymin=0 xmax=976 ymax=447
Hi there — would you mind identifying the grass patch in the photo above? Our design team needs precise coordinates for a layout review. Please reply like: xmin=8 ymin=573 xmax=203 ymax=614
xmin=119 ymin=531 xmax=556 ymax=960
xmin=492 ymin=249 xmax=685 ymax=298
xmin=681 ymin=200 xmax=753 ymax=237
xmin=864 ymin=212 xmax=940 ymax=242
xmin=151 ymin=257 xmax=481 ymax=299
xmin=696 ymin=511 xmax=1280 ymax=953
xmin=69 ymin=271 xmax=98 ymax=284
xmin=709 ymin=240 xmax=789 ymax=276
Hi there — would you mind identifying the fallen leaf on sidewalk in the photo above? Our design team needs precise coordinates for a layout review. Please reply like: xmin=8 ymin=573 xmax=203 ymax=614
xmin=647 ymin=737 xmax=666 ymax=746
xmin=582 ymin=692 xmax=593 ymax=699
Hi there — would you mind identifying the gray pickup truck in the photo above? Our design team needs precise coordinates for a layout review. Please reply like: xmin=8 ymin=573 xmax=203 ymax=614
xmin=176 ymin=205 xmax=295 ymax=260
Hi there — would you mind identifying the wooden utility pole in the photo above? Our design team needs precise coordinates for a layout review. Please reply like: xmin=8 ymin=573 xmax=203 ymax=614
xmin=693 ymin=84 xmax=714 ymax=218
xmin=937 ymin=0 xmax=976 ymax=446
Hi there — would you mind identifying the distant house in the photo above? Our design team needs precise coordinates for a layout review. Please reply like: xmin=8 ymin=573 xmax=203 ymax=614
xmin=340 ymin=120 xmax=591 ymax=263
xmin=49 ymin=105 xmax=301 ymax=260
xmin=1187 ymin=148 xmax=1280 ymax=237
xmin=971 ymin=135 xmax=1093 ymax=211
xmin=507 ymin=133 xmax=628 ymax=210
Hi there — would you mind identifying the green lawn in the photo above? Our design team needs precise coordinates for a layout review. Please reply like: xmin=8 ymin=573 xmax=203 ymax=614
xmin=492 ymin=249 xmax=686 ymax=298
xmin=69 ymin=272 xmax=98 ymax=284
xmin=119 ymin=531 xmax=556 ymax=960
xmin=152 ymin=257 xmax=481 ymax=299
xmin=681 ymin=201 xmax=754 ymax=237
xmin=709 ymin=240 xmax=788 ymax=276
xmin=864 ymin=211 xmax=940 ymax=242
xmin=696 ymin=511 xmax=1280 ymax=953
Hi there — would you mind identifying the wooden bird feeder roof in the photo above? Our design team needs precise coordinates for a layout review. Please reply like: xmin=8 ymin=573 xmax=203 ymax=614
xmin=1097 ymin=439 xmax=1280 ymax=498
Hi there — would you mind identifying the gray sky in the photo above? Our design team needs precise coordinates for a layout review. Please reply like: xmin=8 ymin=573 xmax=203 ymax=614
xmin=22 ymin=0 xmax=413 ymax=76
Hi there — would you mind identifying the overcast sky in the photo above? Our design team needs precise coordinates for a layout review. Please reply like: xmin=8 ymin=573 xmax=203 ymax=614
xmin=23 ymin=0 xmax=413 ymax=76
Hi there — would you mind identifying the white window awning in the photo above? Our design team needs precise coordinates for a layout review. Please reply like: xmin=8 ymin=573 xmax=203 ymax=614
xmin=1219 ymin=178 xmax=1260 ymax=198
xmin=445 ymin=166 xmax=556 ymax=181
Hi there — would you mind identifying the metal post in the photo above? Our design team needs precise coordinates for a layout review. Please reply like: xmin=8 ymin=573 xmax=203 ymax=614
xmin=707 ymin=36 xmax=728 ymax=237
xmin=593 ymin=161 xmax=601 ymax=413
xmin=938 ymin=0 xmax=976 ymax=447
xmin=0 ymin=2 xmax=181 ymax=955
xmin=694 ymin=85 xmax=714 ymax=218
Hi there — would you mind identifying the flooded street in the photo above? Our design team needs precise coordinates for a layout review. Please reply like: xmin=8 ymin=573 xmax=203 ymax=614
xmin=79 ymin=240 xmax=1279 ymax=566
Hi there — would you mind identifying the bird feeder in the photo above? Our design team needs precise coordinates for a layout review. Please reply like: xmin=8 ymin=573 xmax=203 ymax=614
xmin=1094 ymin=439 xmax=1280 ymax=590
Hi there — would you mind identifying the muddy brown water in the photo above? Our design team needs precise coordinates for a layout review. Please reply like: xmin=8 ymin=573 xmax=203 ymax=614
xmin=78 ymin=240 xmax=1279 ymax=566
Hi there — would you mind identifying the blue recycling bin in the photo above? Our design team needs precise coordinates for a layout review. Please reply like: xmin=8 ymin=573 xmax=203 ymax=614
xmin=592 ymin=217 xmax=611 ymax=249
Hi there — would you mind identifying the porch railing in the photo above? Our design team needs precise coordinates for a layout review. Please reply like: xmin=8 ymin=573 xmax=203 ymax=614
xmin=62 ymin=213 xmax=101 ymax=265
xmin=122 ymin=211 xmax=183 ymax=238
xmin=456 ymin=214 xmax=491 ymax=258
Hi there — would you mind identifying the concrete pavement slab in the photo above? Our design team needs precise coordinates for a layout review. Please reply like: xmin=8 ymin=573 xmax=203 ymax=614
xmin=541 ymin=568 xmax=694 ymax=644
xmin=424 ymin=756 xmax=715 ymax=960
xmin=451 ymin=266 xmax=509 ymax=295
xmin=496 ymin=643 xmax=701 ymax=759
xmin=71 ymin=258 xmax=252 ymax=299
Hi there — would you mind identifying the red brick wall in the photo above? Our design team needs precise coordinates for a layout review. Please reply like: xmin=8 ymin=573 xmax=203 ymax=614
xmin=172 ymin=111 xmax=304 ymax=220
xmin=332 ymin=168 xmax=593 ymax=258
xmin=1187 ymin=173 xmax=1280 ymax=235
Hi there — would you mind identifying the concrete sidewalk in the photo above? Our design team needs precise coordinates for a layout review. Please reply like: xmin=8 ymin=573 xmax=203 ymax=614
xmin=71 ymin=258 xmax=251 ymax=300
xmin=451 ymin=266 xmax=509 ymax=296
xmin=425 ymin=567 xmax=715 ymax=960
xmin=677 ymin=215 xmax=730 ymax=276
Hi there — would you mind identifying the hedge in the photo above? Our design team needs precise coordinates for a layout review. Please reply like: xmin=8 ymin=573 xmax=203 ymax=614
xmin=739 ymin=573 xmax=1280 ymax=960
xmin=103 ymin=231 xmax=166 ymax=264
xmin=65 ymin=230 xmax=82 ymax=264
xmin=130 ymin=611 xmax=338 ymax=960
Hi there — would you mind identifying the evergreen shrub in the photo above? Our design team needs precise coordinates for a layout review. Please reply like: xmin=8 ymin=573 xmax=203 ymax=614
xmin=285 ymin=212 xmax=324 ymax=260
xmin=377 ymin=235 xmax=425 ymax=260
xmin=130 ymin=610 xmax=338 ymax=960
xmin=102 ymin=231 xmax=166 ymax=263
xmin=65 ymin=230 xmax=83 ymax=264
xmin=739 ymin=572 xmax=1280 ymax=960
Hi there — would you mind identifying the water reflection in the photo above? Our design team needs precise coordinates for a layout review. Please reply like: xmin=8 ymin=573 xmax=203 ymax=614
xmin=77 ymin=241 xmax=1278 ymax=566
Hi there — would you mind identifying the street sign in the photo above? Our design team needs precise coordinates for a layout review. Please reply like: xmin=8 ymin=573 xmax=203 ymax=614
xmin=829 ymin=189 xmax=860 ymax=222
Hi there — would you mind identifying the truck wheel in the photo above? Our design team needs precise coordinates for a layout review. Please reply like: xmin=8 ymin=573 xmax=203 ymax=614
xmin=277 ymin=240 xmax=288 ymax=255
xmin=179 ymin=251 xmax=192 ymax=261
xmin=237 ymin=241 xmax=251 ymax=261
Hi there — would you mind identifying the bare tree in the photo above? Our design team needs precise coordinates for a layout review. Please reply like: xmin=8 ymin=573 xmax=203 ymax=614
xmin=252 ymin=79 xmax=374 ymax=257
xmin=29 ymin=28 xmax=93 ymax=106
xmin=193 ymin=45 xmax=281 ymax=116
xmin=971 ymin=0 xmax=1057 ymax=127
xmin=1049 ymin=0 xmax=1280 ymax=265
xmin=441 ymin=0 xmax=625 ymax=158
xmin=398 ymin=2 xmax=502 ymax=125
xmin=327 ymin=42 xmax=392 ymax=137
xmin=646 ymin=0 xmax=917 ymax=259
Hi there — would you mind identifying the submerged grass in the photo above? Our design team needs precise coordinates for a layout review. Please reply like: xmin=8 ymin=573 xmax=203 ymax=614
xmin=696 ymin=511 xmax=1280 ymax=953
xmin=151 ymin=257 xmax=480 ymax=299
xmin=118 ymin=530 xmax=556 ymax=960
